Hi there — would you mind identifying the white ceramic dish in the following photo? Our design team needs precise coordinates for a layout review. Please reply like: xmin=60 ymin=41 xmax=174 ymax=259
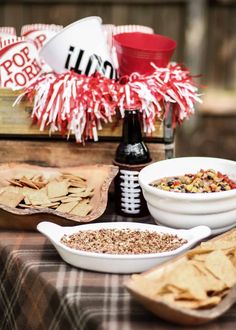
xmin=37 ymin=221 xmax=211 ymax=273
xmin=139 ymin=157 xmax=236 ymax=234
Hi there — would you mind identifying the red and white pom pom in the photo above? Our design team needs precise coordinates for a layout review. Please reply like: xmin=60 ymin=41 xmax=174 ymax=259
xmin=16 ymin=63 xmax=201 ymax=142
xmin=17 ymin=71 xmax=118 ymax=142
xmin=116 ymin=63 xmax=202 ymax=133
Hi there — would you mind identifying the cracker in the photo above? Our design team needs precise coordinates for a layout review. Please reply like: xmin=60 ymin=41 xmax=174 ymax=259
xmin=49 ymin=196 xmax=66 ymax=203
xmin=19 ymin=176 xmax=39 ymax=189
xmin=61 ymin=196 xmax=82 ymax=203
xmin=2 ymin=186 xmax=22 ymax=194
xmin=69 ymin=203 xmax=92 ymax=216
xmin=0 ymin=191 xmax=24 ymax=208
xmin=68 ymin=187 xmax=86 ymax=194
xmin=8 ymin=179 xmax=23 ymax=187
xmin=62 ymin=172 xmax=87 ymax=181
xmin=56 ymin=201 xmax=78 ymax=213
xmin=68 ymin=180 xmax=87 ymax=188
xmin=24 ymin=196 xmax=31 ymax=205
xmin=22 ymin=186 xmax=37 ymax=196
xmin=18 ymin=203 xmax=34 ymax=208
xmin=33 ymin=180 xmax=47 ymax=189
xmin=47 ymin=180 xmax=68 ymax=198
xmin=1 ymin=171 xmax=94 ymax=216
xmin=27 ymin=190 xmax=51 ymax=206
xmin=72 ymin=189 xmax=94 ymax=198
xmin=36 ymin=202 xmax=60 ymax=209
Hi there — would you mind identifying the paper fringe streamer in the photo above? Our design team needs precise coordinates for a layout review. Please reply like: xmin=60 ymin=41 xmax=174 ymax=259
xmin=16 ymin=63 xmax=202 ymax=142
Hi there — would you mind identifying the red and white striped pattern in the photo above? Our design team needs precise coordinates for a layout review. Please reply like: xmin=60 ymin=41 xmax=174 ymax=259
xmin=0 ymin=26 xmax=16 ymax=35
xmin=113 ymin=25 xmax=154 ymax=35
xmin=0 ymin=37 xmax=25 ymax=51
xmin=21 ymin=24 xmax=63 ymax=36
xmin=102 ymin=24 xmax=115 ymax=54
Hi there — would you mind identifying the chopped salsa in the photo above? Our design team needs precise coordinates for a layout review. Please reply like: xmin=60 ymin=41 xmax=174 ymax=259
xmin=150 ymin=169 xmax=236 ymax=193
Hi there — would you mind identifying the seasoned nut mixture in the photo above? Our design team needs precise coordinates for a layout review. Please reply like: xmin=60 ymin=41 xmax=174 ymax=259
xmin=150 ymin=169 xmax=236 ymax=193
xmin=60 ymin=229 xmax=187 ymax=254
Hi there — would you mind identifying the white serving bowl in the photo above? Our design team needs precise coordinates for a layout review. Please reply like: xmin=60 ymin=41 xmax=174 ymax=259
xmin=139 ymin=157 xmax=236 ymax=235
xmin=37 ymin=221 xmax=211 ymax=273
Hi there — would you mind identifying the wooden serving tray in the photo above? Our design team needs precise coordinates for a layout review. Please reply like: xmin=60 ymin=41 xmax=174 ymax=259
xmin=126 ymin=228 xmax=236 ymax=326
xmin=0 ymin=163 xmax=118 ymax=230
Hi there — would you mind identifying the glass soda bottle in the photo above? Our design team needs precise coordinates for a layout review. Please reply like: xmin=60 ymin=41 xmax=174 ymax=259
xmin=113 ymin=109 xmax=151 ymax=217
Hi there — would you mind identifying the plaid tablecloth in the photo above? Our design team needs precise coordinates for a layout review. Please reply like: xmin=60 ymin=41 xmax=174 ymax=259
xmin=0 ymin=214 xmax=236 ymax=330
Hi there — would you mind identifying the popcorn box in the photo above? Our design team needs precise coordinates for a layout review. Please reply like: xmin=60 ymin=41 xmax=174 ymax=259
xmin=0 ymin=27 xmax=16 ymax=36
xmin=21 ymin=24 xmax=63 ymax=49
xmin=0 ymin=27 xmax=16 ymax=42
xmin=0 ymin=38 xmax=42 ymax=89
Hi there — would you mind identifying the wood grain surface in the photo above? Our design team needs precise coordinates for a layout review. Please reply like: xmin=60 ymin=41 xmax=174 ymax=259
xmin=0 ymin=139 xmax=173 ymax=167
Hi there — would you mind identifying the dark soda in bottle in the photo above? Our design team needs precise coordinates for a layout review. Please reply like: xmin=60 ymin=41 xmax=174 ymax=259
xmin=113 ymin=109 xmax=151 ymax=217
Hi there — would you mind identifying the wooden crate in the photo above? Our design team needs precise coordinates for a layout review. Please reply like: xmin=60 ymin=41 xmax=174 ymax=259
xmin=0 ymin=88 xmax=175 ymax=169
xmin=0 ymin=88 xmax=174 ymax=143
xmin=0 ymin=139 xmax=175 ymax=168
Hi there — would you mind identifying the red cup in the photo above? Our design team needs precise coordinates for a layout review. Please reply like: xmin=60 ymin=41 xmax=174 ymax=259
xmin=113 ymin=32 xmax=176 ymax=76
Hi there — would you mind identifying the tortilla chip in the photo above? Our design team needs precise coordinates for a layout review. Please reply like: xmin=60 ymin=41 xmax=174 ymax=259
xmin=201 ymin=241 xmax=236 ymax=250
xmin=172 ymin=265 xmax=207 ymax=300
xmin=189 ymin=260 xmax=226 ymax=293
xmin=174 ymin=296 xmax=221 ymax=309
xmin=131 ymin=274 xmax=166 ymax=297
xmin=228 ymin=250 xmax=236 ymax=267
xmin=205 ymin=250 xmax=236 ymax=287
xmin=129 ymin=231 xmax=236 ymax=311
xmin=165 ymin=284 xmax=184 ymax=294
xmin=187 ymin=248 xmax=212 ymax=258
xmin=189 ymin=260 xmax=208 ymax=275
xmin=191 ymin=253 xmax=210 ymax=262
